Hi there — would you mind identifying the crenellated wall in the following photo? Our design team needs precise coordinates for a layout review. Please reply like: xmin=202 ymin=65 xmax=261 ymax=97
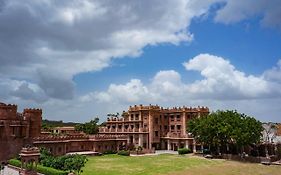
xmin=23 ymin=108 xmax=42 ymax=138
xmin=0 ymin=102 xmax=42 ymax=163
xmin=0 ymin=103 xmax=18 ymax=120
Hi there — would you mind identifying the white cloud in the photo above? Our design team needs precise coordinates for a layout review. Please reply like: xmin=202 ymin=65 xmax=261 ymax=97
xmin=215 ymin=0 xmax=281 ymax=29
xmin=0 ymin=0 xmax=218 ymax=101
xmin=79 ymin=54 xmax=281 ymax=122
xmin=183 ymin=54 xmax=271 ymax=99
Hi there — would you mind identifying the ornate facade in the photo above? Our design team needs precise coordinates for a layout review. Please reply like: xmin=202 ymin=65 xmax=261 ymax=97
xmin=0 ymin=102 xmax=209 ymax=163
xmin=99 ymin=104 xmax=209 ymax=151
xmin=0 ymin=102 xmax=42 ymax=162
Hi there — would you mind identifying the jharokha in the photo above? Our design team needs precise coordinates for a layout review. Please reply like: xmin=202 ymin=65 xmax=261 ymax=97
xmin=0 ymin=102 xmax=209 ymax=162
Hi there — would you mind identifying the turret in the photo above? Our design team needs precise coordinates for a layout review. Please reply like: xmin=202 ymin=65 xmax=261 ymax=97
xmin=0 ymin=102 xmax=17 ymax=120
xmin=23 ymin=108 xmax=42 ymax=138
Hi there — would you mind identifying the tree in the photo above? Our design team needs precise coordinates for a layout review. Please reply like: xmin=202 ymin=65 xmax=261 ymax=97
xmin=75 ymin=117 xmax=99 ymax=135
xmin=64 ymin=155 xmax=88 ymax=175
xmin=188 ymin=110 xmax=263 ymax=154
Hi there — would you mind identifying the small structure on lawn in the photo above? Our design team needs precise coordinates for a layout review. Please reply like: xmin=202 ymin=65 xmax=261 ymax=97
xmin=19 ymin=146 xmax=40 ymax=175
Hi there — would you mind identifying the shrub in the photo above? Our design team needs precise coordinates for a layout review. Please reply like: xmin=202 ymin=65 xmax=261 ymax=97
xmin=8 ymin=159 xmax=21 ymax=167
xmin=8 ymin=159 xmax=67 ymax=175
xmin=117 ymin=150 xmax=130 ymax=156
xmin=103 ymin=150 xmax=117 ymax=154
xmin=178 ymin=148 xmax=192 ymax=155
xmin=36 ymin=165 xmax=68 ymax=175
xmin=203 ymin=149 xmax=211 ymax=155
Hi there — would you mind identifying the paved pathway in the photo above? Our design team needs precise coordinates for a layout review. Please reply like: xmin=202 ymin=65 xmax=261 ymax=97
xmin=1 ymin=166 xmax=19 ymax=175
xmin=155 ymin=150 xmax=178 ymax=155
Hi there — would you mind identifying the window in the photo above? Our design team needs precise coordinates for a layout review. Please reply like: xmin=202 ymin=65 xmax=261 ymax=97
xmin=131 ymin=114 xmax=134 ymax=120
xmin=154 ymin=118 xmax=158 ymax=124
xmin=144 ymin=124 xmax=147 ymax=128
xmin=164 ymin=125 xmax=168 ymax=130
xmin=155 ymin=131 xmax=158 ymax=137
xmin=177 ymin=125 xmax=181 ymax=130
xmin=164 ymin=115 xmax=168 ymax=119
xmin=171 ymin=115 xmax=174 ymax=121
xmin=136 ymin=124 xmax=139 ymax=128
xmin=107 ymin=126 xmax=110 ymax=129
xmin=112 ymin=125 xmax=116 ymax=129
xmin=135 ymin=114 xmax=139 ymax=120
xmin=171 ymin=125 xmax=175 ymax=130
xmin=125 ymin=125 xmax=129 ymax=129
xmin=118 ymin=125 xmax=122 ymax=129
xmin=176 ymin=115 xmax=181 ymax=121
xmin=131 ymin=125 xmax=134 ymax=129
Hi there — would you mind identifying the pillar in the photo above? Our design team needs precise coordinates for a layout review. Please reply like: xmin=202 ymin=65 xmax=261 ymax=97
xmin=167 ymin=140 xmax=171 ymax=150
xmin=139 ymin=134 xmax=143 ymax=147
xmin=185 ymin=140 xmax=189 ymax=149
xmin=193 ymin=140 xmax=196 ymax=153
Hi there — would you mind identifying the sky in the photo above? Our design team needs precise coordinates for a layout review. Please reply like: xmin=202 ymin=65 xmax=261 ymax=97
xmin=0 ymin=0 xmax=281 ymax=123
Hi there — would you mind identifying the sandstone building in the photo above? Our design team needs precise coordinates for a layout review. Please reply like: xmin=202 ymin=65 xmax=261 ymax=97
xmin=99 ymin=104 xmax=209 ymax=151
xmin=0 ymin=102 xmax=42 ymax=162
xmin=0 ymin=102 xmax=208 ymax=162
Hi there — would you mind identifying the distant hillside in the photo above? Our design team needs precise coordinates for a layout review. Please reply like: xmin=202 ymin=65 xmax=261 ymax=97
xmin=42 ymin=119 xmax=81 ymax=129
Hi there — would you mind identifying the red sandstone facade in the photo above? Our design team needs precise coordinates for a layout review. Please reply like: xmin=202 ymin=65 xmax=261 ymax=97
xmin=99 ymin=104 xmax=209 ymax=151
xmin=0 ymin=102 xmax=42 ymax=162
xmin=0 ymin=102 xmax=209 ymax=163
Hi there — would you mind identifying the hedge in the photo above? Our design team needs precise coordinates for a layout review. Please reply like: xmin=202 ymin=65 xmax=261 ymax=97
xmin=103 ymin=150 xmax=117 ymax=154
xmin=117 ymin=150 xmax=130 ymax=156
xmin=8 ymin=159 xmax=67 ymax=175
xmin=178 ymin=148 xmax=192 ymax=155
xmin=8 ymin=159 xmax=21 ymax=167
xmin=37 ymin=165 xmax=68 ymax=175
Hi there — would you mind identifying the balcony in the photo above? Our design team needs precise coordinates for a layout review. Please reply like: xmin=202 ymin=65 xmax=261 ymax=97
xmin=165 ymin=132 xmax=189 ymax=138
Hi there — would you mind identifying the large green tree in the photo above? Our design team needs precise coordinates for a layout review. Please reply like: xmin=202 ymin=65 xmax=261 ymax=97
xmin=75 ymin=117 xmax=99 ymax=135
xmin=188 ymin=110 xmax=263 ymax=153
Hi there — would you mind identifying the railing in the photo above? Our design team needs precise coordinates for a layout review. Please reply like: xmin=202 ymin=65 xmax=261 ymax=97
xmin=33 ymin=135 xmax=89 ymax=141
xmin=165 ymin=132 xmax=189 ymax=138
xmin=99 ymin=127 xmax=148 ymax=133
xmin=89 ymin=134 xmax=127 ymax=140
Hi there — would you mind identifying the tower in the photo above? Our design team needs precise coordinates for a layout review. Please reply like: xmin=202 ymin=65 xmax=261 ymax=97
xmin=23 ymin=108 xmax=42 ymax=138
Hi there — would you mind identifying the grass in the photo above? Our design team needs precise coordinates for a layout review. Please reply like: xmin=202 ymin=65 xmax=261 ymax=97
xmin=82 ymin=154 xmax=281 ymax=175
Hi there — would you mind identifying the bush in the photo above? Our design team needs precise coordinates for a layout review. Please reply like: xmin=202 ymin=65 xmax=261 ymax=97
xmin=8 ymin=159 xmax=21 ymax=167
xmin=203 ymin=149 xmax=211 ymax=155
xmin=8 ymin=159 xmax=67 ymax=175
xmin=117 ymin=150 xmax=130 ymax=156
xmin=37 ymin=165 xmax=68 ymax=175
xmin=178 ymin=148 xmax=192 ymax=155
xmin=103 ymin=150 xmax=117 ymax=154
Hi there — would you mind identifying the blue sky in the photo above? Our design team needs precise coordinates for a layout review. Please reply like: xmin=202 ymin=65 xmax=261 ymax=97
xmin=0 ymin=0 xmax=281 ymax=122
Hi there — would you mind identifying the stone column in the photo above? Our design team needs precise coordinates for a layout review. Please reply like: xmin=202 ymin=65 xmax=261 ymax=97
xmin=185 ymin=140 xmax=189 ymax=149
xmin=139 ymin=134 xmax=143 ymax=147
xmin=193 ymin=140 xmax=196 ymax=153
xmin=182 ymin=112 xmax=186 ymax=137
xmin=167 ymin=140 xmax=171 ymax=150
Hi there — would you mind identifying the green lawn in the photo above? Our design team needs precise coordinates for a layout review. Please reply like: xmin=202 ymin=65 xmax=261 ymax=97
xmin=82 ymin=154 xmax=281 ymax=175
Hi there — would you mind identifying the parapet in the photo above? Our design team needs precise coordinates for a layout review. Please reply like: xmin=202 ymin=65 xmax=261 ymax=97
xmin=0 ymin=102 xmax=18 ymax=119
xmin=23 ymin=108 xmax=42 ymax=114
xmin=0 ymin=102 xmax=17 ymax=110
xmin=129 ymin=104 xmax=160 ymax=111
